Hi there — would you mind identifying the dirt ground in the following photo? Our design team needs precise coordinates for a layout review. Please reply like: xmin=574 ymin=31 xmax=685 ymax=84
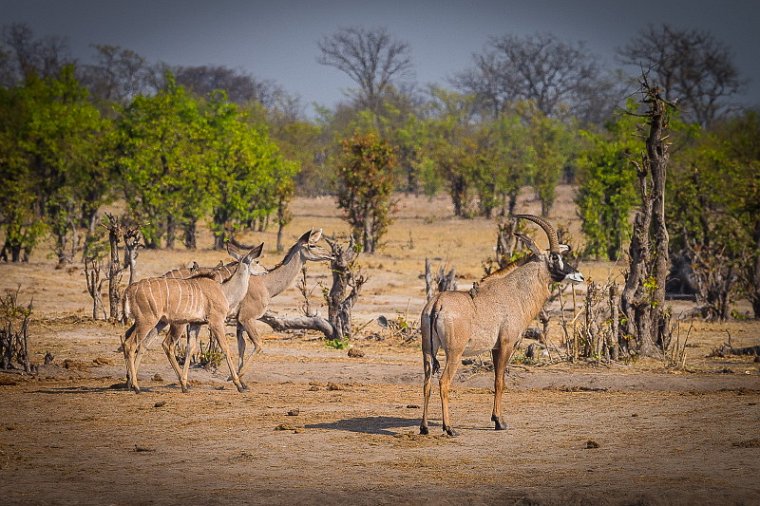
xmin=1 ymin=188 xmax=759 ymax=505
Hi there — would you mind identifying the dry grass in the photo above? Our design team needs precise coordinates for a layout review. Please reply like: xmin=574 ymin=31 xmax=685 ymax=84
xmin=1 ymin=187 xmax=759 ymax=505
xmin=1 ymin=184 xmax=758 ymax=370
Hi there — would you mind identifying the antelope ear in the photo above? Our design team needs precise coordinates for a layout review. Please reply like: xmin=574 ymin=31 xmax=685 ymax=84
xmin=309 ymin=228 xmax=323 ymax=244
xmin=297 ymin=230 xmax=312 ymax=244
xmin=244 ymin=242 xmax=265 ymax=264
xmin=226 ymin=242 xmax=243 ymax=261
xmin=559 ymin=244 xmax=571 ymax=253
xmin=515 ymin=233 xmax=542 ymax=257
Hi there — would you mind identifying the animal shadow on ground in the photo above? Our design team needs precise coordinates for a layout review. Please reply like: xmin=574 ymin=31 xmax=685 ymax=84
xmin=33 ymin=382 xmax=180 ymax=394
xmin=306 ymin=416 xmax=420 ymax=436
xmin=33 ymin=385 xmax=131 ymax=394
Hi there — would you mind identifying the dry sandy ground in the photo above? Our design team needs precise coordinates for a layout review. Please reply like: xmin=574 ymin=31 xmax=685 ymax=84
xmin=1 ymin=189 xmax=760 ymax=505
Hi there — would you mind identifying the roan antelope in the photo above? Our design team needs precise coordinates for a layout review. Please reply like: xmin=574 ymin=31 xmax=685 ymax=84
xmin=420 ymin=215 xmax=584 ymax=436
xmin=122 ymin=243 xmax=264 ymax=393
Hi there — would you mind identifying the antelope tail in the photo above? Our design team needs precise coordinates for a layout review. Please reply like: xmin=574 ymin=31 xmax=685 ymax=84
xmin=429 ymin=305 xmax=441 ymax=376
xmin=122 ymin=291 xmax=131 ymax=321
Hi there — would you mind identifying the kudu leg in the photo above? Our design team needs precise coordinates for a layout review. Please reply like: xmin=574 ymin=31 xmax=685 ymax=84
xmin=236 ymin=319 xmax=263 ymax=381
xmin=491 ymin=345 xmax=512 ymax=430
xmin=236 ymin=323 xmax=247 ymax=373
xmin=133 ymin=324 xmax=164 ymax=379
xmin=124 ymin=323 xmax=154 ymax=393
xmin=123 ymin=323 xmax=136 ymax=388
xmin=161 ymin=324 xmax=188 ymax=393
xmin=180 ymin=324 xmax=200 ymax=392
xmin=210 ymin=321 xmax=246 ymax=393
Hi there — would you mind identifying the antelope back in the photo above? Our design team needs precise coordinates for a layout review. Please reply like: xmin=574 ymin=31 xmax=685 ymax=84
xmin=125 ymin=277 xmax=223 ymax=322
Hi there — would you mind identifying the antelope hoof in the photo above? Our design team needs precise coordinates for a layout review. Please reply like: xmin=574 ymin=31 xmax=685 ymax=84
xmin=419 ymin=425 xmax=429 ymax=435
xmin=235 ymin=384 xmax=246 ymax=393
xmin=180 ymin=384 xmax=189 ymax=393
xmin=492 ymin=415 xmax=508 ymax=431
xmin=443 ymin=426 xmax=458 ymax=437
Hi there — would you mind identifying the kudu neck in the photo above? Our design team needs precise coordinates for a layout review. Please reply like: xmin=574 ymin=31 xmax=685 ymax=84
xmin=221 ymin=263 xmax=252 ymax=306
xmin=262 ymin=248 xmax=304 ymax=297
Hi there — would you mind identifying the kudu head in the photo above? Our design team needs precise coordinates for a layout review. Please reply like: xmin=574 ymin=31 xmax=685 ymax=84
xmin=514 ymin=215 xmax=584 ymax=284
xmin=226 ymin=242 xmax=267 ymax=276
xmin=295 ymin=228 xmax=334 ymax=263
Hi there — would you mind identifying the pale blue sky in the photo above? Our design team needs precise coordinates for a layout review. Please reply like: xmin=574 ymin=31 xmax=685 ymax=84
xmin=2 ymin=0 xmax=759 ymax=116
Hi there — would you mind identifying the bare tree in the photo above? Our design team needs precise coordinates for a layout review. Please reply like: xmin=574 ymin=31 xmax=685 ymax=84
xmin=260 ymin=235 xmax=366 ymax=341
xmin=317 ymin=26 xmax=413 ymax=115
xmin=455 ymin=32 xmax=610 ymax=121
xmin=424 ymin=258 xmax=457 ymax=301
xmin=79 ymin=44 xmax=158 ymax=107
xmin=84 ymin=255 xmax=107 ymax=320
xmin=481 ymin=219 xmax=518 ymax=276
xmin=620 ymin=76 xmax=673 ymax=356
xmin=0 ymin=23 xmax=72 ymax=84
xmin=617 ymin=23 xmax=743 ymax=128
xmin=101 ymin=213 xmax=143 ymax=322
xmin=173 ymin=64 xmax=281 ymax=107
xmin=0 ymin=287 xmax=32 ymax=372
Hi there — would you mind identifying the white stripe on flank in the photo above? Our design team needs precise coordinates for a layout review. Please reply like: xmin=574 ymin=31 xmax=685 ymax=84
xmin=181 ymin=280 xmax=189 ymax=315
xmin=163 ymin=278 xmax=170 ymax=315
xmin=191 ymin=282 xmax=198 ymax=317
xmin=177 ymin=281 xmax=183 ymax=316
xmin=147 ymin=280 xmax=157 ymax=317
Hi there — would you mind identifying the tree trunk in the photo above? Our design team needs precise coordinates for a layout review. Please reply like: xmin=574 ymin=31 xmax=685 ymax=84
xmin=183 ymin=220 xmax=197 ymax=250
xmin=165 ymin=215 xmax=176 ymax=249
xmin=425 ymin=258 xmax=434 ymax=301
xmin=620 ymin=78 xmax=672 ymax=357
xmin=106 ymin=216 xmax=123 ymax=320
xmin=540 ymin=198 xmax=551 ymax=218
xmin=259 ymin=311 xmax=335 ymax=338
xmin=751 ymin=221 xmax=760 ymax=318
xmin=84 ymin=256 xmax=107 ymax=320
xmin=608 ymin=284 xmax=620 ymax=361
xmin=450 ymin=175 xmax=467 ymax=218
xmin=123 ymin=224 xmax=142 ymax=289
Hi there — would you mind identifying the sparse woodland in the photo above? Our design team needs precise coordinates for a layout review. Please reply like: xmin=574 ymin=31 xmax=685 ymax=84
xmin=0 ymin=21 xmax=759 ymax=364
xmin=1 ymin=19 xmax=760 ymax=506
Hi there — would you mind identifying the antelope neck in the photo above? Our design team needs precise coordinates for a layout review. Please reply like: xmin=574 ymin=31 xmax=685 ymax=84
xmin=262 ymin=249 xmax=305 ymax=297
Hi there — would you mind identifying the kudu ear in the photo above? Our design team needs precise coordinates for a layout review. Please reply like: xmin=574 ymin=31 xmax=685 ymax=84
xmin=226 ymin=242 xmax=243 ymax=261
xmin=514 ymin=233 xmax=542 ymax=257
xmin=309 ymin=228 xmax=323 ymax=244
xmin=243 ymin=242 xmax=265 ymax=264
xmin=227 ymin=242 xmax=243 ymax=262
xmin=297 ymin=230 xmax=313 ymax=244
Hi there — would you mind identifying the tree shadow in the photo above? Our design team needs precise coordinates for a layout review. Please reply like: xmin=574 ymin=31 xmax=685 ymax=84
xmin=305 ymin=416 xmax=421 ymax=436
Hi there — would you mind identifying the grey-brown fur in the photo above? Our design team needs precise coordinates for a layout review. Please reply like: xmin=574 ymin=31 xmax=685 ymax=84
xmin=420 ymin=215 xmax=584 ymax=436
xmin=121 ymin=244 xmax=264 ymax=393
xmin=230 ymin=229 xmax=333 ymax=380
xmin=139 ymin=230 xmax=331 ymax=388
xmin=128 ymin=261 xmax=242 ymax=379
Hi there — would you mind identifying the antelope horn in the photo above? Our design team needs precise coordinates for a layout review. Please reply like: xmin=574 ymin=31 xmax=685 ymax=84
xmin=514 ymin=214 xmax=560 ymax=253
